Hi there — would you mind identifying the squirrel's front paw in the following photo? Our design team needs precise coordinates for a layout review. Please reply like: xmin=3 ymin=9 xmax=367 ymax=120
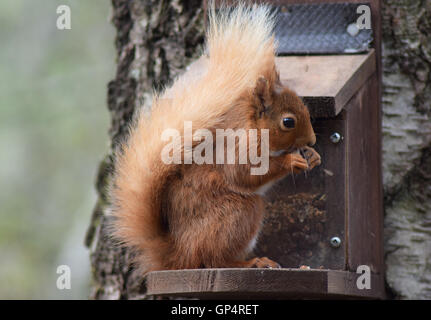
xmin=301 ymin=146 xmax=321 ymax=170
xmin=284 ymin=153 xmax=309 ymax=174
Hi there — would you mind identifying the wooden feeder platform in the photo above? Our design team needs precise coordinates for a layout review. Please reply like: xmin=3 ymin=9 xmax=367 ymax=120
xmin=145 ymin=268 xmax=385 ymax=299
xmin=145 ymin=0 xmax=384 ymax=300
xmin=147 ymin=50 xmax=384 ymax=300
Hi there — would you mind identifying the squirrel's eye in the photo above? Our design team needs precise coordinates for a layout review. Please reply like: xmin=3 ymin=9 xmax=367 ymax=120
xmin=282 ymin=117 xmax=295 ymax=129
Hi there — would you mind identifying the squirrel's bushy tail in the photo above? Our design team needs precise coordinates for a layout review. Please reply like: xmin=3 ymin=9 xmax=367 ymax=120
xmin=110 ymin=2 xmax=277 ymax=273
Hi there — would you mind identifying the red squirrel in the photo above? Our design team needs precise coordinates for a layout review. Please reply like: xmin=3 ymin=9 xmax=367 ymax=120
xmin=110 ymin=3 xmax=321 ymax=274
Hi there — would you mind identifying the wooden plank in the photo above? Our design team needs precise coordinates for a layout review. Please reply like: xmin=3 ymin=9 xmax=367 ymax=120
xmin=276 ymin=50 xmax=375 ymax=117
xmin=318 ymin=114 xmax=347 ymax=269
xmin=345 ymin=74 xmax=384 ymax=279
xmin=145 ymin=268 xmax=384 ymax=299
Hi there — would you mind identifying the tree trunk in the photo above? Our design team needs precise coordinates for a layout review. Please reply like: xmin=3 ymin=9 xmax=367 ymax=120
xmin=85 ymin=0 xmax=205 ymax=300
xmin=382 ymin=0 xmax=431 ymax=299
xmin=85 ymin=0 xmax=431 ymax=299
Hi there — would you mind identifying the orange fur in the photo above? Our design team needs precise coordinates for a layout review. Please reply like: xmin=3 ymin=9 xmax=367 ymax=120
xmin=110 ymin=2 xmax=320 ymax=274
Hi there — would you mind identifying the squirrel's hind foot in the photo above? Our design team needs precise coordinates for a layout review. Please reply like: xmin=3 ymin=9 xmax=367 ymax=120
xmin=251 ymin=257 xmax=282 ymax=269
xmin=230 ymin=257 xmax=281 ymax=269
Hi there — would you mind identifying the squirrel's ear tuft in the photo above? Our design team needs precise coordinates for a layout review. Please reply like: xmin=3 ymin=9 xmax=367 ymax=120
xmin=253 ymin=76 xmax=273 ymax=118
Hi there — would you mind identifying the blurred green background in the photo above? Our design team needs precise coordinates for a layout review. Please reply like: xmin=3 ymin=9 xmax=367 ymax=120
xmin=0 ymin=0 xmax=115 ymax=298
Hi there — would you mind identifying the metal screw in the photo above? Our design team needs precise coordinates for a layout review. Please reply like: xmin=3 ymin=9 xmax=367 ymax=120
xmin=330 ymin=132 xmax=342 ymax=144
xmin=330 ymin=236 xmax=341 ymax=248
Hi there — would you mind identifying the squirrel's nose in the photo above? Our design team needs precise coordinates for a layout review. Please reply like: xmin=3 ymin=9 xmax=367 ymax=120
xmin=296 ymin=130 xmax=316 ymax=147
xmin=307 ymin=132 xmax=316 ymax=147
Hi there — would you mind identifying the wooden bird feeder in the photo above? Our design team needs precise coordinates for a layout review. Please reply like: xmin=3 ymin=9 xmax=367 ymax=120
xmin=145 ymin=0 xmax=385 ymax=299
